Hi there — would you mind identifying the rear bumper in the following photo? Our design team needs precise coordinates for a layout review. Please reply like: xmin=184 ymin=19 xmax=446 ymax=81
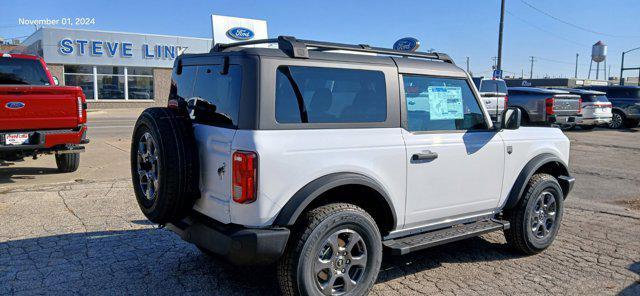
xmin=0 ymin=126 xmax=88 ymax=152
xmin=577 ymin=116 xmax=612 ymax=125
xmin=167 ymin=213 xmax=290 ymax=266
xmin=548 ymin=115 xmax=579 ymax=126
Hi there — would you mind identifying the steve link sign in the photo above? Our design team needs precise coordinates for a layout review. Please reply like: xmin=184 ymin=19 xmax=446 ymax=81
xmin=58 ymin=38 xmax=188 ymax=59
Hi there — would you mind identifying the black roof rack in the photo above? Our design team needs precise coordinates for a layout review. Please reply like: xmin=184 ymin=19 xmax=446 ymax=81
xmin=211 ymin=36 xmax=454 ymax=64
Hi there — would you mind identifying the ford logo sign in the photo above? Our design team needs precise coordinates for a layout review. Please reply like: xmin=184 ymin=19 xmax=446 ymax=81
xmin=393 ymin=37 xmax=420 ymax=52
xmin=226 ymin=27 xmax=255 ymax=41
xmin=5 ymin=102 xmax=25 ymax=109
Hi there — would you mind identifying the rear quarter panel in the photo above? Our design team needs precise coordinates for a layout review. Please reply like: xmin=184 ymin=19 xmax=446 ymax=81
xmin=230 ymin=128 xmax=407 ymax=228
xmin=497 ymin=127 xmax=570 ymax=208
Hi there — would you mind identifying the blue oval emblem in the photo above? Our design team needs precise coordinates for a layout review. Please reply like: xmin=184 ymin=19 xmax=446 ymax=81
xmin=226 ymin=27 xmax=255 ymax=41
xmin=5 ymin=102 xmax=25 ymax=109
xmin=393 ymin=37 xmax=420 ymax=52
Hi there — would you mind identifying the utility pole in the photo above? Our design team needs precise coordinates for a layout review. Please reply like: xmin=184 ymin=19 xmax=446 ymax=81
xmin=521 ymin=68 xmax=524 ymax=78
xmin=574 ymin=53 xmax=579 ymax=78
xmin=466 ymin=57 xmax=470 ymax=73
xmin=497 ymin=0 xmax=505 ymax=71
xmin=529 ymin=56 xmax=536 ymax=79
xmin=491 ymin=56 xmax=498 ymax=69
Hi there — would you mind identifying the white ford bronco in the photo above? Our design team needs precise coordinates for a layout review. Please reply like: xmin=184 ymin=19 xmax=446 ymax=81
xmin=131 ymin=36 xmax=575 ymax=296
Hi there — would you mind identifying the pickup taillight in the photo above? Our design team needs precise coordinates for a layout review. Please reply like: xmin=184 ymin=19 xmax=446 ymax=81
xmin=232 ymin=151 xmax=258 ymax=204
xmin=76 ymin=91 xmax=87 ymax=124
xmin=545 ymin=97 xmax=555 ymax=115
xmin=578 ymin=98 xmax=582 ymax=114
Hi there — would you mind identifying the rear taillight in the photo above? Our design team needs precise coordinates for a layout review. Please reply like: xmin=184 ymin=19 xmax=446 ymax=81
xmin=77 ymin=96 xmax=84 ymax=122
xmin=232 ymin=151 xmax=258 ymax=204
xmin=503 ymin=96 xmax=508 ymax=109
xmin=545 ymin=97 xmax=555 ymax=115
xmin=578 ymin=98 xmax=582 ymax=114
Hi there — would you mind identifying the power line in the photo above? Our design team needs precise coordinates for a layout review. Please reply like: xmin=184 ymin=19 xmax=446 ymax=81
xmin=519 ymin=0 xmax=640 ymax=38
xmin=505 ymin=10 xmax=586 ymax=47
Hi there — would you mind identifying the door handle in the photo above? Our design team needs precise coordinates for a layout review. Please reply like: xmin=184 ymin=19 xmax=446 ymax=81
xmin=412 ymin=150 xmax=438 ymax=161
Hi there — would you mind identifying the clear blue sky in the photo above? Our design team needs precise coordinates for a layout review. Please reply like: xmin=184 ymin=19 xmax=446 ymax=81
xmin=3 ymin=0 xmax=640 ymax=79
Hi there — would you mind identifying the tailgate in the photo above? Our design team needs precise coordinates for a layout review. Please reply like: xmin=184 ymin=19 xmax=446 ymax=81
xmin=480 ymin=92 xmax=506 ymax=115
xmin=553 ymin=95 xmax=581 ymax=116
xmin=0 ymin=86 xmax=82 ymax=132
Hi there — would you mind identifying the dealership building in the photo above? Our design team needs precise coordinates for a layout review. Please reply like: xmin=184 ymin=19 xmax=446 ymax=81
xmin=19 ymin=27 xmax=212 ymax=109
xmin=17 ymin=16 xmax=267 ymax=109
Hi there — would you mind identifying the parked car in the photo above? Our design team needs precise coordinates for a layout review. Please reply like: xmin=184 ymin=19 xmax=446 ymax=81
xmin=507 ymin=87 xmax=582 ymax=128
xmin=0 ymin=53 xmax=88 ymax=172
xmin=552 ymin=88 xmax=612 ymax=130
xmin=472 ymin=77 xmax=508 ymax=121
xmin=578 ymin=85 xmax=640 ymax=129
xmin=130 ymin=36 xmax=574 ymax=296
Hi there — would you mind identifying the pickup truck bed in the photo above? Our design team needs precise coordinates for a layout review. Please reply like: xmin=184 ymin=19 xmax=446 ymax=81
xmin=0 ymin=53 xmax=88 ymax=172
xmin=507 ymin=87 xmax=581 ymax=127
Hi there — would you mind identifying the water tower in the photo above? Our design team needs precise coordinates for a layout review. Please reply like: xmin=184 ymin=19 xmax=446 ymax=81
xmin=588 ymin=41 xmax=607 ymax=80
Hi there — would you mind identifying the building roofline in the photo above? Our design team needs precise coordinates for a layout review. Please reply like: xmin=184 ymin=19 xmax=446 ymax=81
xmin=33 ymin=27 xmax=212 ymax=41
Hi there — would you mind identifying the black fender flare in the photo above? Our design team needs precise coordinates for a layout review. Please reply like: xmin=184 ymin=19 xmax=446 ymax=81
xmin=273 ymin=172 xmax=397 ymax=228
xmin=504 ymin=153 xmax=573 ymax=210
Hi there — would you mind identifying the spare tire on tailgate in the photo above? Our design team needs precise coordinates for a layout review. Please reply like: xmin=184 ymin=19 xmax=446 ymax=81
xmin=131 ymin=107 xmax=200 ymax=224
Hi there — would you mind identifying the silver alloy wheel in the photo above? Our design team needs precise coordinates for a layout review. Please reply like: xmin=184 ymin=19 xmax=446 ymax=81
xmin=530 ymin=191 xmax=557 ymax=239
xmin=609 ymin=113 xmax=623 ymax=129
xmin=137 ymin=132 xmax=159 ymax=201
xmin=314 ymin=229 xmax=367 ymax=295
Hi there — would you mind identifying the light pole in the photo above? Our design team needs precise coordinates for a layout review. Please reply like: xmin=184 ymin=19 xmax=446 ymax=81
xmin=620 ymin=46 xmax=640 ymax=86
xmin=497 ymin=0 xmax=506 ymax=72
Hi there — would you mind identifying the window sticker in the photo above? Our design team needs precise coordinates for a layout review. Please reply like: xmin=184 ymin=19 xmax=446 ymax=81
xmin=427 ymin=86 xmax=463 ymax=120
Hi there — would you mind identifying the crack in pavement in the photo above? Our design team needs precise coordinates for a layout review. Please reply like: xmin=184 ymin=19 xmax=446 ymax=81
xmin=57 ymin=190 xmax=89 ymax=232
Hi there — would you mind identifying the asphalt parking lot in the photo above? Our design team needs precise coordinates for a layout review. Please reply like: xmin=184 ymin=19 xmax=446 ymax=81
xmin=1 ymin=109 xmax=639 ymax=295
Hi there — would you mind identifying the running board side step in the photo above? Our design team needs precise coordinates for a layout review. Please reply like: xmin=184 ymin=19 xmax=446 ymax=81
xmin=383 ymin=219 xmax=510 ymax=255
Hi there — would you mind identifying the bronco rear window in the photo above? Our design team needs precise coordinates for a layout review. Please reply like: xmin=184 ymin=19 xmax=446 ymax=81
xmin=275 ymin=66 xmax=387 ymax=123
xmin=189 ymin=65 xmax=242 ymax=128
xmin=0 ymin=57 xmax=50 ymax=85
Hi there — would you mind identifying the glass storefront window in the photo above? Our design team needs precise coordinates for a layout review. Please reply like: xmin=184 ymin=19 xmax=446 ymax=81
xmin=96 ymin=66 xmax=125 ymax=75
xmin=64 ymin=65 xmax=93 ymax=74
xmin=64 ymin=74 xmax=94 ymax=100
xmin=97 ymin=75 xmax=126 ymax=100
xmin=128 ymin=76 xmax=154 ymax=100
xmin=128 ymin=67 xmax=153 ymax=76
xmin=63 ymin=65 xmax=153 ymax=101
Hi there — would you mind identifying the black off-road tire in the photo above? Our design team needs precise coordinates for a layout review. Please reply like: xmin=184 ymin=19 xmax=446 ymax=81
xmin=504 ymin=173 xmax=564 ymax=255
xmin=131 ymin=107 xmax=199 ymax=224
xmin=277 ymin=203 xmax=382 ymax=296
xmin=55 ymin=153 xmax=80 ymax=173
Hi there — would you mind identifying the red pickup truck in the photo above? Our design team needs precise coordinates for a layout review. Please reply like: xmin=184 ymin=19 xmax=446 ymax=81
xmin=0 ymin=53 xmax=88 ymax=172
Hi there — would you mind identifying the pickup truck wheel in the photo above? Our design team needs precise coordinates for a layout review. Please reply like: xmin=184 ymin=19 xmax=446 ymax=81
xmin=277 ymin=203 xmax=382 ymax=296
xmin=608 ymin=111 xmax=624 ymax=129
xmin=131 ymin=107 xmax=199 ymax=224
xmin=55 ymin=153 xmax=80 ymax=173
xmin=504 ymin=173 xmax=564 ymax=255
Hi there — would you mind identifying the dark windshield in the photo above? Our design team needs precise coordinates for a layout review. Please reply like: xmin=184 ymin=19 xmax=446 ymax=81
xmin=0 ymin=57 xmax=50 ymax=85
xmin=479 ymin=80 xmax=507 ymax=93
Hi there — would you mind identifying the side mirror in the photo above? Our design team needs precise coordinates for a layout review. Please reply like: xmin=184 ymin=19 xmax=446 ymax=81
xmin=501 ymin=107 xmax=521 ymax=130
xmin=52 ymin=76 xmax=59 ymax=86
